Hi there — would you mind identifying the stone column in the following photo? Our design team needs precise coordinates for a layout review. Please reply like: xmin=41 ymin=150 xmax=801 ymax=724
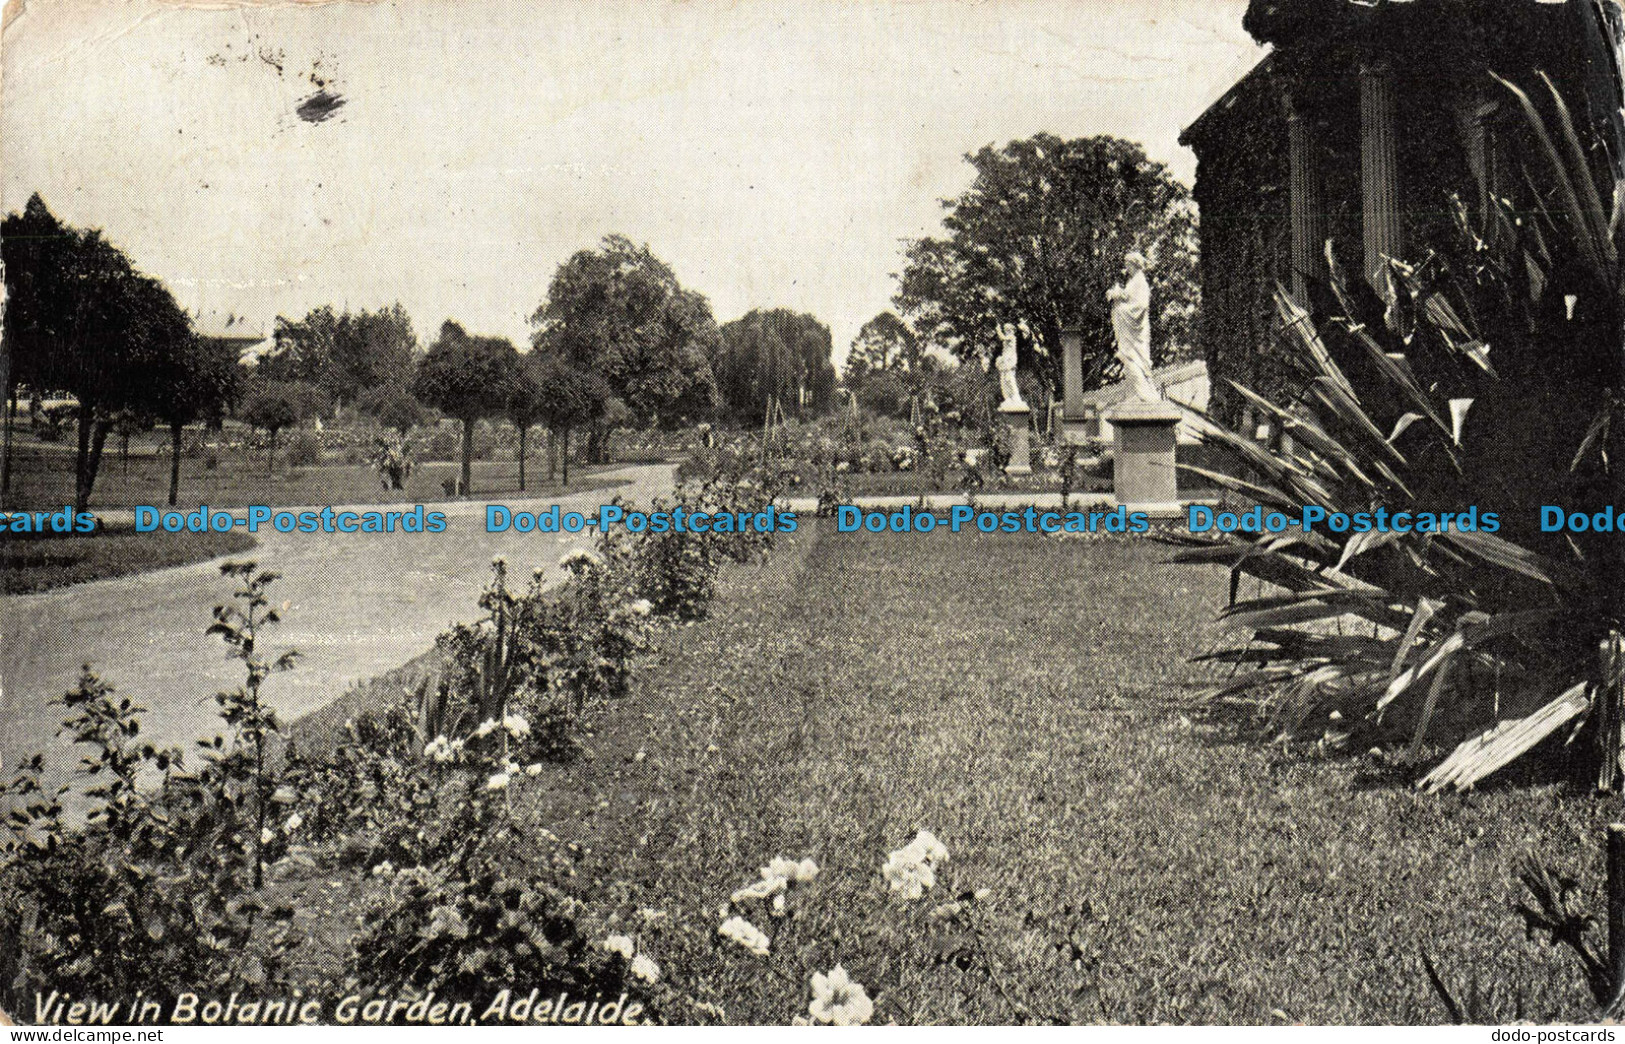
xmin=1058 ymin=324 xmax=1088 ymax=445
xmin=999 ymin=401 xmax=1033 ymax=476
xmin=1360 ymin=59 xmax=1403 ymax=291
xmin=1286 ymin=93 xmax=1326 ymax=303
xmin=1457 ymin=98 xmax=1500 ymax=237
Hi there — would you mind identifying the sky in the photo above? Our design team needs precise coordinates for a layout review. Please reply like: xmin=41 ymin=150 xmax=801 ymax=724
xmin=2 ymin=0 xmax=1265 ymax=365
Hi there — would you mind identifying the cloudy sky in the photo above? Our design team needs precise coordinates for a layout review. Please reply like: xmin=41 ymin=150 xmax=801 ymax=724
xmin=2 ymin=0 xmax=1263 ymax=362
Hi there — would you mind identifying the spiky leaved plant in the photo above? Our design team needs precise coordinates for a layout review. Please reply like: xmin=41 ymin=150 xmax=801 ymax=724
xmin=1172 ymin=72 xmax=1623 ymax=791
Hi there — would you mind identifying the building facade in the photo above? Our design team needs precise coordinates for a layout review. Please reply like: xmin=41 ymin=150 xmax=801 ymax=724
xmin=1181 ymin=0 xmax=1625 ymax=426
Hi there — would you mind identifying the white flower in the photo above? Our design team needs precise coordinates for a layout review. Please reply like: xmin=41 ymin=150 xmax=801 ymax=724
xmin=629 ymin=598 xmax=653 ymax=617
xmin=904 ymin=829 xmax=949 ymax=865
xmin=731 ymin=873 xmax=788 ymax=903
xmin=881 ymin=849 xmax=936 ymax=900
xmin=808 ymin=966 xmax=874 ymax=1026
xmin=718 ymin=916 xmax=770 ymax=957
xmin=771 ymin=894 xmax=787 ymax=918
xmin=503 ymin=712 xmax=531 ymax=738
xmin=603 ymin=934 xmax=635 ymax=959
xmin=423 ymin=735 xmax=459 ymax=763
xmin=372 ymin=861 xmax=395 ymax=877
xmin=485 ymin=772 xmax=511 ymax=791
xmin=285 ymin=812 xmax=304 ymax=833
xmin=473 ymin=718 xmax=499 ymax=739
xmin=794 ymin=857 xmax=820 ymax=883
xmin=560 ymin=548 xmax=604 ymax=571
xmin=630 ymin=953 xmax=662 ymax=983
xmin=525 ymin=763 xmax=544 ymax=777
xmin=260 ymin=827 xmax=274 ymax=845
xmin=762 ymin=856 xmax=802 ymax=881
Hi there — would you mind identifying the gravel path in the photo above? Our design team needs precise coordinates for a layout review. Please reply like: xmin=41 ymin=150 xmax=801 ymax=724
xmin=0 ymin=463 xmax=675 ymax=790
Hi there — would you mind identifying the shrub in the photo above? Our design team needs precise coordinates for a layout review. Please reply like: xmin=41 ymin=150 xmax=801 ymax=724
xmin=1175 ymin=77 xmax=1623 ymax=790
xmin=426 ymin=554 xmax=653 ymax=764
xmin=284 ymin=429 xmax=323 ymax=468
xmin=0 ymin=563 xmax=303 ymax=1016
xmin=346 ymin=777 xmax=635 ymax=1015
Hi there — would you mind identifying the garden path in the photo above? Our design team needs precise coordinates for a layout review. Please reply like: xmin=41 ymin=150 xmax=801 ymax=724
xmin=0 ymin=463 xmax=675 ymax=791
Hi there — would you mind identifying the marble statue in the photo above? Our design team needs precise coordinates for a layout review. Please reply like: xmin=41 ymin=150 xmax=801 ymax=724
xmin=1107 ymin=252 xmax=1158 ymax=402
xmin=995 ymin=322 xmax=1026 ymax=409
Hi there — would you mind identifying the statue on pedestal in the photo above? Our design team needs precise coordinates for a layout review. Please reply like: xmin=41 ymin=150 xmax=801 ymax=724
xmin=1107 ymin=252 xmax=1158 ymax=402
xmin=995 ymin=322 xmax=1027 ymax=409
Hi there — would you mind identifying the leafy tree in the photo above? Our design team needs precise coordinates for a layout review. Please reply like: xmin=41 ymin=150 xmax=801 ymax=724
xmin=843 ymin=311 xmax=932 ymax=418
xmin=713 ymin=309 xmax=837 ymax=424
xmin=895 ymin=134 xmax=1199 ymax=397
xmin=410 ymin=322 xmax=520 ymax=494
xmin=263 ymin=303 xmax=417 ymax=410
xmin=146 ymin=331 xmax=242 ymax=504
xmin=359 ymin=383 xmax=433 ymax=437
xmin=240 ymin=379 xmax=321 ymax=472
xmin=529 ymin=235 xmax=718 ymax=456
xmin=1 ymin=195 xmax=202 ymax=513
xmin=530 ymin=355 xmax=607 ymax=485
xmin=505 ymin=358 xmax=547 ymax=492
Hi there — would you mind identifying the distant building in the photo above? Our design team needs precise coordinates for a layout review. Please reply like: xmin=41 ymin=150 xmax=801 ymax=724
xmin=1180 ymin=0 xmax=1625 ymax=425
xmin=1077 ymin=359 xmax=1210 ymax=445
xmin=192 ymin=312 xmax=271 ymax=365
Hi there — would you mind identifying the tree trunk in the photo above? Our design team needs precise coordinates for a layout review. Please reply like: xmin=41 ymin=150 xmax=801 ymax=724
xmin=75 ymin=401 xmax=94 ymax=515
xmin=545 ymin=428 xmax=556 ymax=483
xmin=169 ymin=424 xmax=183 ymax=506
xmin=517 ymin=425 xmax=528 ymax=492
xmin=461 ymin=417 xmax=474 ymax=495
xmin=0 ymin=341 xmax=9 ymax=504
xmin=1 ymin=391 xmax=15 ymax=506
xmin=268 ymin=428 xmax=278 ymax=474
xmin=83 ymin=417 xmax=111 ymax=515
xmin=120 ymin=431 xmax=130 ymax=476
xmin=561 ymin=428 xmax=570 ymax=485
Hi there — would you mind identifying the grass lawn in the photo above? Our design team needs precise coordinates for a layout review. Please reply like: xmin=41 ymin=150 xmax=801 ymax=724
xmin=4 ymin=443 xmax=627 ymax=512
xmin=285 ymin=523 xmax=1610 ymax=1024
xmin=0 ymin=527 xmax=256 ymax=595
xmin=511 ymin=525 xmax=1608 ymax=1024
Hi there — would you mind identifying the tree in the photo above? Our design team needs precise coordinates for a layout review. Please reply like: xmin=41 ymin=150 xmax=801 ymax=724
xmin=894 ymin=134 xmax=1199 ymax=398
xmin=1 ymin=195 xmax=201 ymax=513
xmin=410 ymin=321 xmax=520 ymax=495
xmin=263 ymin=303 xmax=417 ymax=410
xmin=530 ymin=356 xmax=607 ymax=486
xmin=505 ymin=358 xmax=546 ymax=492
xmin=843 ymin=311 xmax=929 ymax=417
xmin=359 ymin=383 xmax=432 ymax=437
xmin=529 ymin=235 xmax=718 ymax=455
xmin=713 ymin=309 xmax=837 ymax=425
xmin=240 ymin=380 xmax=321 ymax=472
xmin=146 ymin=331 xmax=242 ymax=504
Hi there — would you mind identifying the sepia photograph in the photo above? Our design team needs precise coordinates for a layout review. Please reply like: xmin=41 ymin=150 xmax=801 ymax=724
xmin=1 ymin=0 xmax=1624 ymax=1029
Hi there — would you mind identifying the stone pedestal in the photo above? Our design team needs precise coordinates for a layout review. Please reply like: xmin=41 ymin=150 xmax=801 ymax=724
xmin=999 ymin=401 xmax=1032 ymax=476
xmin=1105 ymin=400 xmax=1182 ymax=516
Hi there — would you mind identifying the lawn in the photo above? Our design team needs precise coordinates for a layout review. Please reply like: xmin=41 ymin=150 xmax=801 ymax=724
xmin=3 ymin=443 xmax=627 ymax=513
xmin=0 ymin=527 xmax=257 ymax=595
xmin=294 ymin=522 xmax=1609 ymax=1024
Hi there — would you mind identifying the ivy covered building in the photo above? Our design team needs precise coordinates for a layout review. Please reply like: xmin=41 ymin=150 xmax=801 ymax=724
xmin=1180 ymin=0 xmax=1625 ymax=426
